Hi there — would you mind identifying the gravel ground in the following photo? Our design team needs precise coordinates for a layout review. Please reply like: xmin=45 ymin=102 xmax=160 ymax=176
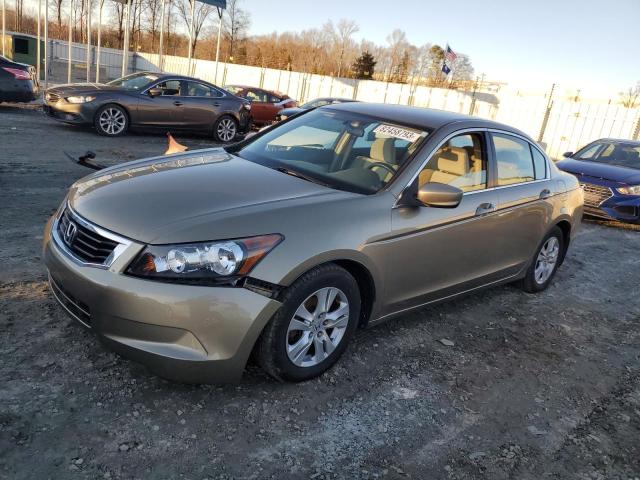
xmin=1 ymin=103 xmax=639 ymax=480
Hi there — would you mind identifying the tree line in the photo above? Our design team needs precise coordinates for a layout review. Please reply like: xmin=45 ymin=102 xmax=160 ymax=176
xmin=7 ymin=0 xmax=478 ymax=88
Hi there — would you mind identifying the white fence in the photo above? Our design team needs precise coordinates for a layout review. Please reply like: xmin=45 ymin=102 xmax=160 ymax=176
xmin=46 ymin=39 xmax=640 ymax=159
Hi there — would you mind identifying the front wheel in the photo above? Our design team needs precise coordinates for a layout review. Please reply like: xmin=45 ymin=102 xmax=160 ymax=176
xmin=255 ymin=264 xmax=360 ymax=382
xmin=519 ymin=226 xmax=564 ymax=293
xmin=213 ymin=115 xmax=238 ymax=143
xmin=94 ymin=104 xmax=129 ymax=136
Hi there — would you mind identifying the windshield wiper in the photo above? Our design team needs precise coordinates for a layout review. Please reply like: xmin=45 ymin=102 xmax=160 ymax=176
xmin=272 ymin=166 xmax=330 ymax=187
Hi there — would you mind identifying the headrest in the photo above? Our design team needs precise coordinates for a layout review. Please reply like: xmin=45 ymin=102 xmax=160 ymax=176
xmin=436 ymin=146 xmax=469 ymax=175
xmin=370 ymin=137 xmax=396 ymax=164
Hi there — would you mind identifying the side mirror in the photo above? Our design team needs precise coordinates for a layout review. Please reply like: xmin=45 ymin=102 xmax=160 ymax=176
xmin=562 ymin=151 xmax=574 ymax=158
xmin=148 ymin=88 xmax=163 ymax=98
xmin=416 ymin=182 xmax=463 ymax=208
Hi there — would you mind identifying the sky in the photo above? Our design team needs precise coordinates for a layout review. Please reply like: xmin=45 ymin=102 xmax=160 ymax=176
xmin=243 ymin=0 xmax=640 ymax=97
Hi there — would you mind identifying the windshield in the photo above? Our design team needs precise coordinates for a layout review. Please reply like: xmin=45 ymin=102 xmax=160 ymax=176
xmin=232 ymin=109 xmax=429 ymax=194
xmin=575 ymin=142 xmax=640 ymax=170
xmin=107 ymin=72 xmax=159 ymax=90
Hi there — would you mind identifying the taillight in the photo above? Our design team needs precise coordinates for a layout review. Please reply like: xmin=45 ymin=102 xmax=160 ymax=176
xmin=2 ymin=67 xmax=31 ymax=80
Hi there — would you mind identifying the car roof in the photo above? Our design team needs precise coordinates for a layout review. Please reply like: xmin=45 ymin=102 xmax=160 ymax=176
xmin=589 ymin=138 xmax=640 ymax=146
xmin=324 ymin=102 xmax=524 ymax=133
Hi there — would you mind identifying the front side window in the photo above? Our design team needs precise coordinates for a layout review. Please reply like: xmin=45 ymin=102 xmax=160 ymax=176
xmin=493 ymin=134 xmax=535 ymax=186
xmin=269 ymin=94 xmax=282 ymax=103
xmin=418 ymin=133 xmax=487 ymax=192
xmin=155 ymin=80 xmax=181 ymax=96
xmin=247 ymin=90 xmax=268 ymax=102
xmin=232 ymin=109 xmax=429 ymax=194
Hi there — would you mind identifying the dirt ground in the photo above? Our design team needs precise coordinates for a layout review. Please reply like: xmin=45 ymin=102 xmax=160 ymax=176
xmin=1 ymin=103 xmax=639 ymax=480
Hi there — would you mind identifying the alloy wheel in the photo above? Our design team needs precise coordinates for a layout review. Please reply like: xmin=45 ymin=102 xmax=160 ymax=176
xmin=98 ymin=107 xmax=126 ymax=135
xmin=217 ymin=118 xmax=236 ymax=142
xmin=534 ymin=236 xmax=560 ymax=284
xmin=286 ymin=287 xmax=350 ymax=368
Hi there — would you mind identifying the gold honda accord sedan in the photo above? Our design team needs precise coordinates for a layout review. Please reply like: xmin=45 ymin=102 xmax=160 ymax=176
xmin=44 ymin=103 xmax=583 ymax=383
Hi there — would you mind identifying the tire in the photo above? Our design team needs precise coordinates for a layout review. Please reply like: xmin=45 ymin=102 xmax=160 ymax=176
xmin=94 ymin=104 xmax=129 ymax=136
xmin=255 ymin=264 xmax=361 ymax=382
xmin=213 ymin=115 xmax=238 ymax=143
xmin=519 ymin=226 xmax=564 ymax=293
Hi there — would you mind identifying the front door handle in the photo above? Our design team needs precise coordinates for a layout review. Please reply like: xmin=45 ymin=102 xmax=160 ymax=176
xmin=475 ymin=202 xmax=496 ymax=216
xmin=213 ymin=102 xmax=221 ymax=107
xmin=539 ymin=188 xmax=551 ymax=199
xmin=173 ymin=100 xmax=183 ymax=106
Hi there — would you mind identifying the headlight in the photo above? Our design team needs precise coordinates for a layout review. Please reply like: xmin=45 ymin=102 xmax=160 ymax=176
xmin=617 ymin=185 xmax=640 ymax=195
xmin=126 ymin=234 xmax=283 ymax=285
xmin=66 ymin=95 xmax=96 ymax=104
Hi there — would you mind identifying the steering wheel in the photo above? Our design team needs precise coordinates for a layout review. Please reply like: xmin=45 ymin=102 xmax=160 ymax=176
xmin=365 ymin=162 xmax=396 ymax=176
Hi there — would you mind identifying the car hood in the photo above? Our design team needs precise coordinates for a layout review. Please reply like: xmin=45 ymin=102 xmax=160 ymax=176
xmin=68 ymin=148 xmax=345 ymax=244
xmin=556 ymin=159 xmax=640 ymax=184
xmin=46 ymin=83 xmax=130 ymax=95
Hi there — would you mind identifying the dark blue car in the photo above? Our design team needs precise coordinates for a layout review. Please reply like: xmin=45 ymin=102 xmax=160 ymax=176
xmin=556 ymin=139 xmax=640 ymax=223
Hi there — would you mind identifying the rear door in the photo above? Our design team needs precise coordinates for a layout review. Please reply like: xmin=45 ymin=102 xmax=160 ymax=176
xmin=179 ymin=81 xmax=225 ymax=131
xmin=490 ymin=131 xmax=555 ymax=272
xmin=136 ymin=79 xmax=184 ymax=127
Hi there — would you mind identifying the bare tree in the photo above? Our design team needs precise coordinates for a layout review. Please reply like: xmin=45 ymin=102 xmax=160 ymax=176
xmin=177 ymin=0 xmax=214 ymax=57
xmin=222 ymin=0 xmax=250 ymax=61
xmin=333 ymin=19 xmax=358 ymax=77
xmin=619 ymin=82 xmax=640 ymax=108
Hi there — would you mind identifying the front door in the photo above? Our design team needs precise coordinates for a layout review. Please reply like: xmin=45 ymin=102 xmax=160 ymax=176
xmin=379 ymin=131 xmax=509 ymax=316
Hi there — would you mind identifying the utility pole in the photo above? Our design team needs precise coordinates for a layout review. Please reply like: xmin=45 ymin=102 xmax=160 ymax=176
xmin=538 ymin=83 xmax=555 ymax=143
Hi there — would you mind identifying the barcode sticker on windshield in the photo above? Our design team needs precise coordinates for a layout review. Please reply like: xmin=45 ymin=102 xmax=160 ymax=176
xmin=373 ymin=124 xmax=422 ymax=142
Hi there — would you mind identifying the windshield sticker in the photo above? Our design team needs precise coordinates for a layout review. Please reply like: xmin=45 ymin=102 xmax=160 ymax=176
xmin=373 ymin=124 xmax=422 ymax=142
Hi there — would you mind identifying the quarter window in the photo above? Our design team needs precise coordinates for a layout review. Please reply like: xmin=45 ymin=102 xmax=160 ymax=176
xmin=493 ymin=134 xmax=535 ymax=186
xmin=531 ymin=146 xmax=548 ymax=180
xmin=419 ymin=133 xmax=488 ymax=192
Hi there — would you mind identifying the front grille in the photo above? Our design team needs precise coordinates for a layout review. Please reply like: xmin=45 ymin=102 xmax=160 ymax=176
xmin=580 ymin=183 xmax=613 ymax=209
xmin=49 ymin=274 xmax=91 ymax=326
xmin=45 ymin=92 xmax=60 ymax=103
xmin=57 ymin=208 xmax=119 ymax=264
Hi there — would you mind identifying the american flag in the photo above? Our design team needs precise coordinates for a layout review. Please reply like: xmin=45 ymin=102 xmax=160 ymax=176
xmin=445 ymin=44 xmax=457 ymax=63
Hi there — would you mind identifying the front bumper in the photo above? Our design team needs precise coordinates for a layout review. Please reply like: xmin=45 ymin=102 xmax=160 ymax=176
xmin=43 ymin=215 xmax=282 ymax=383
xmin=43 ymin=101 xmax=95 ymax=124
xmin=581 ymin=183 xmax=640 ymax=224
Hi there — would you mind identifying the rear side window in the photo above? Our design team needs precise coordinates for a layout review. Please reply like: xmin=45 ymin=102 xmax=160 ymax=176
xmin=492 ymin=134 xmax=535 ymax=186
xmin=531 ymin=146 xmax=547 ymax=180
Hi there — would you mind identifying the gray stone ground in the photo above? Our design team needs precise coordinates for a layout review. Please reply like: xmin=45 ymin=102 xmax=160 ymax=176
xmin=1 ymin=103 xmax=639 ymax=479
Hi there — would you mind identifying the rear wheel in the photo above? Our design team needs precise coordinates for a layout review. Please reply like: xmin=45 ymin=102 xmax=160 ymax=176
xmin=213 ymin=115 xmax=238 ymax=143
xmin=519 ymin=226 xmax=563 ymax=293
xmin=94 ymin=104 xmax=129 ymax=136
xmin=255 ymin=264 xmax=360 ymax=382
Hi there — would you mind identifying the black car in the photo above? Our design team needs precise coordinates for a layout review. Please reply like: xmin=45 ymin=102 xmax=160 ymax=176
xmin=44 ymin=72 xmax=252 ymax=142
xmin=0 ymin=55 xmax=39 ymax=103
xmin=275 ymin=97 xmax=357 ymax=122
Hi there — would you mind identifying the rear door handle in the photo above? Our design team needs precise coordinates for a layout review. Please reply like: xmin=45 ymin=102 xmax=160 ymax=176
xmin=475 ymin=203 xmax=496 ymax=216
xmin=173 ymin=101 xmax=183 ymax=106
xmin=213 ymin=102 xmax=221 ymax=107
xmin=539 ymin=188 xmax=551 ymax=199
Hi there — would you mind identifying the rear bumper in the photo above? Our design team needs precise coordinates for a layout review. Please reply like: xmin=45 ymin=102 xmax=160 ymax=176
xmin=0 ymin=81 xmax=38 ymax=102
xmin=43 ymin=215 xmax=281 ymax=383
